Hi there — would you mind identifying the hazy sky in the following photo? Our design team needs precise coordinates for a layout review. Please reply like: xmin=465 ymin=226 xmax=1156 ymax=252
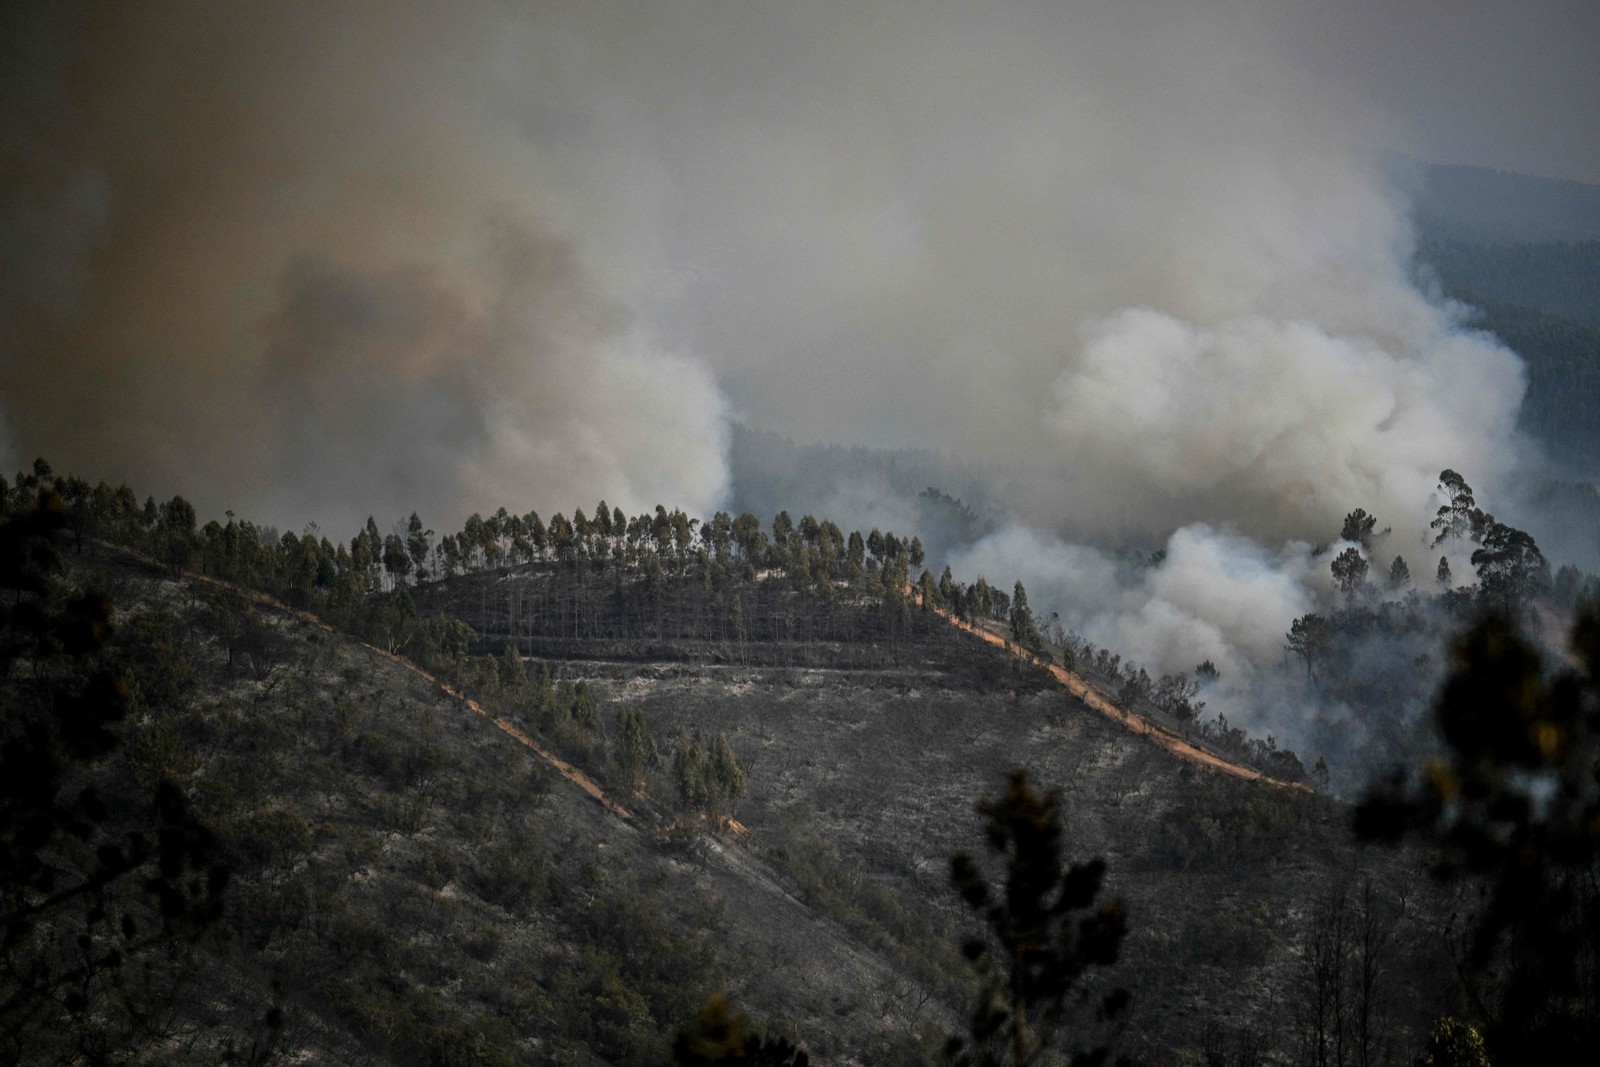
xmin=1 ymin=0 xmax=1595 ymax=538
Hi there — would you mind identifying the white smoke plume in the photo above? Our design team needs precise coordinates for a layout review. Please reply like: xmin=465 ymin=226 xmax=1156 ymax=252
xmin=950 ymin=525 xmax=1322 ymax=733
xmin=1 ymin=0 xmax=1591 ymax=752
xmin=4 ymin=1 xmax=1580 ymax=540
xmin=253 ymin=228 xmax=729 ymax=532
xmin=484 ymin=1 xmax=1549 ymax=553
xmin=1047 ymin=308 xmax=1526 ymax=544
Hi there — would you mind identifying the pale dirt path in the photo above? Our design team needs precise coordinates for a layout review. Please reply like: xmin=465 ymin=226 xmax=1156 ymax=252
xmin=115 ymin=537 xmax=1298 ymax=827
xmin=356 ymin=642 xmax=634 ymax=821
xmin=120 ymin=550 xmax=951 ymax=1039
xmin=912 ymin=588 xmax=1308 ymax=791
xmin=104 ymin=544 xmax=634 ymax=820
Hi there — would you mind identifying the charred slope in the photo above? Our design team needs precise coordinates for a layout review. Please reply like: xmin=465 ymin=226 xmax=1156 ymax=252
xmin=417 ymin=566 xmax=1453 ymax=1063
xmin=413 ymin=561 xmax=1028 ymax=680
xmin=5 ymin=496 xmax=1455 ymax=1064
xmin=14 ymin=551 xmax=973 ymax=1066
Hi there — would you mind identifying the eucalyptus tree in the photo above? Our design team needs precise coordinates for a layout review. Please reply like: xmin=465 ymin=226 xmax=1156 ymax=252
xmin=405 ymin=512 xmax=433 ymax=581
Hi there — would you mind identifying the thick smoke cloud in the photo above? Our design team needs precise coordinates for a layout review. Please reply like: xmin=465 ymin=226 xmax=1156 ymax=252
xmin=950 ymin=526 xmax=1323 ymax=734
xmin=1047 ymin=309 xmax=1525 ymax=542
xmin=255 ymin=229 xmax=727 ymax=533
xmin=2 ymin=1 xmax=1580 ymax=542
xmin=1 ymin=0 xmax=1591 ymax=752
xmin=0 ymin=2 xmax=730 ymax=534
xmin=473 ymin=1 xmax=1548 ymax=549
xmin=949 ymin=516 xmax=1475 ymax=774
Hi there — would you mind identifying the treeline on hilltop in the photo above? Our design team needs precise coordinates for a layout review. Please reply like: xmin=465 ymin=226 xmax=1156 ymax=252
xmin=1 ymin=458 xmax=1313 ymax=784
xmin=420 ymin=504 xmax=944 ymax=656
xmin=420 ymin=507 xmax=1045 ymax=674
xmin=1279 ymin=471 xmax=1600 ymax=786
xmin=0 ymin=459 xmax=1043 ymax=679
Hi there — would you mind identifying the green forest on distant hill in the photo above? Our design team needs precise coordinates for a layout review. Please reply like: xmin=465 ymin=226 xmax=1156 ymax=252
xmin=1417 ymin=237 xmax=1600 ymax=474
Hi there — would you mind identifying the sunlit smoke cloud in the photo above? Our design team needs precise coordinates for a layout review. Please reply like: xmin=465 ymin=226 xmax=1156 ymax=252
xmin=1046 ymin=308 xmax=1526 ymax=545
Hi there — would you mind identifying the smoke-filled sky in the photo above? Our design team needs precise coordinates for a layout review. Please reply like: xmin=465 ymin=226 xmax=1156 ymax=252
xmin=2 ymin=0 xmax=1597 ymax=546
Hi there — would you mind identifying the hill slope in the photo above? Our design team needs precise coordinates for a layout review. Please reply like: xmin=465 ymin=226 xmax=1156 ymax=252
xmin=13 ymin=549 xmax=972 ymax=1065
xmin=419 ymin=564 xmax=1453 ymax=1063
xmin=5 ymin=504 xmax=1459 ymax=1065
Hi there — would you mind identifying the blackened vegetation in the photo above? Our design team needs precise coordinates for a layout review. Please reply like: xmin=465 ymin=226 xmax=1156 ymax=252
xmin=672 ymin=995 xmax=810 ymax=1066
xmin=31 ymin=457 xmax=1044 ymax=691
xmin=1 ymin=466 xmax=743 ymax=1065
xmin=420 ymin=558 xmax=972 ymax=670
xmin=411 ymin=507 xmax=1018 ymax=680
xmin=1060 ymin=634 xmax=1308 ymax=784
xmin=1193 ymin=717 xmax=1309 ymax=785
xmin=1295 ymin=878 xmax=1412 ymax=1067
xmin=13 ymin=455 xmax=1597 ymax=1065
xmin=1283 ymin=598 xmax=1443 ymax=774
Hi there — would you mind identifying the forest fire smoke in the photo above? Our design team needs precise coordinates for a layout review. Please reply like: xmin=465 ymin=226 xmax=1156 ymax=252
xmin=0 ymin=1 xmax=1588 ymax=763
xmin=2 ymin=1 xmax=1575 ymax=541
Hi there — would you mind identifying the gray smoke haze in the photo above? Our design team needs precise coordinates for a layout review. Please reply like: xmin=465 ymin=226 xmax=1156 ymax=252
xmin=946 ymin=518 xmax=1471 ymax=758
xmin=254 ymin=225 xmax=728 ymax=532
xmin=0 ymin=2 xmax=732 ymax=534
xmin=1 ymin=1 xmax=1593 ymax=699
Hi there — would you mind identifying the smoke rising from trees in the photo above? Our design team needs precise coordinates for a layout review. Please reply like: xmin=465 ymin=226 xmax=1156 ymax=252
xmin=1 ymin=1 xmax=1591 ymax=756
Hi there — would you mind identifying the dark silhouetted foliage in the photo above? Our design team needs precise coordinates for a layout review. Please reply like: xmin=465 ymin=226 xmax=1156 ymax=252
xmin=1357 ymin=607 xmax=1600 ymax=1064
xmin=672 ymin=995 xmax=810 ymax=1066
xmin=0 ymin=490 xmax=227 ymax=1064
xmin=947 ymin=769 xmax=1128 ymax=1067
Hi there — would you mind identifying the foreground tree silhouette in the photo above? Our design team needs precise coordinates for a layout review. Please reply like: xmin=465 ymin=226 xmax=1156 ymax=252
xmin=1340 ymin=507 xmax=1387 ymax=551
xmin=1357 ymin=606 xmax=1600 ymax=1064
xmin=1 ymin=490 xmax=227 ymax=1063
xmin=1430 ymin=470 xmax=1481 ymax=548
xmin=1286 ymin=613 xmax=1334 ymax=681
xmin=671 ymin=995 xmax=808 ymax=1065
xmin=947 ymin=770 xmax=1129 ymax=1067
xmin=1470 ymin=519 xmax=1548 ymax=613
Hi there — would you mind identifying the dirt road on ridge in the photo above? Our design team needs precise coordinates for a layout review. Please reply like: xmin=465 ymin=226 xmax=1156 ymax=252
xmin=914 ymin=591 xmax=1308 ymax=791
